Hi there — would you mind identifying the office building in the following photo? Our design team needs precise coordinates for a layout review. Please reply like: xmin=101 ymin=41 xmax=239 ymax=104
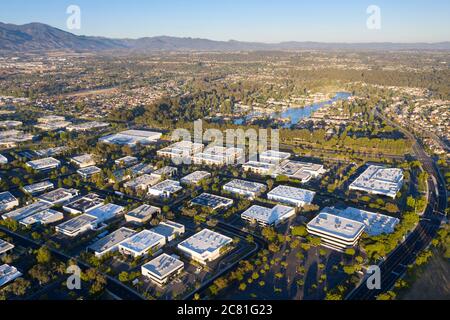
xmin=119 ymin=230 xmax=166 ymax=258
xmin=141 ymin=254 xmax=184 ymax=286
xmin=267 ymin=185 xmax=315 ymax=207
xmin=241 ymin=204 xmax=296 ymax=226
xmin=223 ymin=179 xmax=266 ymax=199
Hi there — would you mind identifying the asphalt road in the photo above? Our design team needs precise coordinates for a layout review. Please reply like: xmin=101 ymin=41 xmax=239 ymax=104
xmin=346 ymin=108 xmax=447 ymax=300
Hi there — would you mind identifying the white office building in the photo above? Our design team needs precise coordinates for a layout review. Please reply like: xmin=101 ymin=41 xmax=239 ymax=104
xmin=157 ymin=141 xmax=204 ymax=162
xmin=124 ymin=174 xmax=161 ymax=191
xmin=62 ymin=193 xmax=104 ymax=215
xmin=88 ymin=227 xmax=136 ymax=257
xmin=2 ymin=201 xmax=51 ymax=221
xmin=70 ymin=154 xmax=96 ymax=168
xmin=349 ymin=165 xmax=404 ymax=199
xmin=242 ymin=161 xmax=276 ymax=176
xmin=99 ymin=130 xmax=162 ymax=147
xmin=152 ymin=220 xmax=185 ymax=242
xmin=0 ymin=191 xmax=19 ymax=213
xmin=55 ymin=214 xmax=98 ymax=237
xmin=267 ymin=185 xmax=316 ymax=207
xmin=22 ymin=181 xmax=54 ymax=195
xmin=321 ymin=207 xmax=400 ymax=237
xmin=0 ymin=239 xmax=14 ymax=256
xmin=181 ymin=171 xmax=211 ymax=185
xmin=148 ymin=180 xmax=182 ymax=198
xmin=190 ymin=193 xmax=234 ymax=211
xmin=0 ymin=264 xmax=22 ymax=287
xmin=141 ymin=254 xmax=184 ymax=286
xmin=38 ymin=188 xmax=79 ymax=205
xmin=272 ymin=160 xmax=326 ymax=183
xmin=177 ymin=229 xmax=232 ymax=265
xmin=125 ymin=205 xmax=161 ymax=224
xmin=119 ymin=230 xmax=166 ymax=258
xmin=192 ymin=146 xmax=244 ymax=166
xmin=241 ymin=204 xmax=296 ymax=226
xmin=77 ymin=166 xmax=102 ymax=179
xmin=223 ymin=179 xmax=266 ymax=199
xmin=307 ymin=212 xmax=366 ymax=251
xmin=26 ymin=157 xmax=61 ymax=171
xmin=259 ymin=150 xmax=291 ymax=164
xmin=19 ymin=209 xmax=64 ymax=227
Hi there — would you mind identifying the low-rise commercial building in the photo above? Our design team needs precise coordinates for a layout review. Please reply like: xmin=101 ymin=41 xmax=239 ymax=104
xmin=307 ymin=212 xmax=366 ymax=251
xmin=55 ymin=214 xmax=98 ymax=237
xmin=99 ymin=130 xmax=162 ymax=147
xmin=77 ymin=166 xmax=102 ymax=179
xmin=115 ymin=156 xmax=138 ymax=167
xmin=70 ymin=154 xmax=96 ymax=168
xmin=267 ymin=185 xmax=315 ymax=207
xmin=19 ymin=209 xmax=64 ymax=227
xmin=125 ymin=205 xmax=161 ymax=224
xmin=148 ymin=180 xmax=182 ymax=198
xmin=88 ymin=227 xmax=136 ymax=257
xmin=272 ymin=160 xmax=326 ymax=183
xmin=223 ymin=179 xmax=266 ymax=199
xmin=157 ymin=141 xmax=204 ymax=162
xmin=152 ymin=220 xmax=185 ymax=242
xmin=22 ymin=181 xmax=54 ymax=195
xmin=152 ymin=166 xmax=178 ymax=179
xmin=119 ymin=230 xmax=166 ymax=258
xmin=2 ymin=201 xmax=51 ymax=221
xmin=63 ymin=193 xmax=104 ymax=215
xmin=124 ymin=174 xmax=161 ymax=191
xmin=0 ymin=191 xmax=19 ymax=213
xmin=66 ymin=121 xmax=109 ymax=132
xmin=26 ymin=157 xmax=61 ymax=171
xmin=178 ymin=229 xmax=233 ymax=265
xmin=241 ymin=204 xmax=296 ymax=226
xmin=242 ymin=161 xmax=276 ymax=176
xmin=0 ymin=239 xmax=14 ymax=256
xmin=192 ymin=146 xmax=244 ymax=166
xmin=180 ymin=171 xmax=211 ymax=185
xmin=259 ymin=150 xmax=291 ymax=164
xmin=321 ymin=207 xmax=400 ymax=237
xmin=349 ymin=165 xmax=404 ymax=199
xmin=190 ymin=193 xmax=233 ymax=211
xmin=0 ymin=264 xmax=22 ymax=287
xmin=38 ymin=188 xmax=79 ymax=205
xmin=141 ymin=254 xmax=184 ymax=286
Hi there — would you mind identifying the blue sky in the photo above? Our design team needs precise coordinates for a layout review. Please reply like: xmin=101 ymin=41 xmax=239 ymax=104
xmin=1 ymin=0 xmax=449 ymax=42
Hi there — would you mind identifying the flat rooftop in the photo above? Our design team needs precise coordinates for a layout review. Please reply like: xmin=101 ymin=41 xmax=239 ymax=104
xmin=178 ymin=229 xmax=232 ymax=256
xmin=181 ymin=171 xmax=211 ymax=184
xmin=99 ymin=130 xmax=161 ymax=146
xmin=307 ymin=212 xmax=366 ymax=241
xmin=64 ymin=194 xmax=104 ymax=213
xmin=20 ymin=209 xmax=64 ymax=226
xmin=268 ymin=185 xmax=315 ymax=204
xmin=26 ymin=157 xmax=60 ymax=169
xmin=149 ymin=180 xmax=182 ymax=193
xmin=56 ymin=214 xmax=97 ymax=234
xmin=38 ymin=188 xmax=79 ymax=204
xmin=191 ymin=193 xmax=233 ymax=209
xmin=0 ymin=191 xmax=18 ymax=206
xmin=349 ymin=165 xmax=404 ymax=198
xmin=321 ymin=207 xmax=400 ymax=236
xmin=126 ymin=204 xmax=160 ymax=220
xmin=0 ymin=239 xmax=14 ymax=254
xmin=260 ymin=150 xmax=291 ymax=162
xmin=0 ymin=264 xmax=22 ymax=287
xmin=142 ymin=253 xmax=184 ymax=279
xmin=77 ymin=166 xmax=102 ymax=176
xmin=23 ymin=181 xmax=54 ymax=194
xmin=3 ymin=201 xmax=51 ymax=221
xmin=119 ymin=230 xmax=165 ymax=254
xmin=153 ymin=221 xmax=185 ymax=239
xmin=89 ymin=227 xmax=136 ymax=254
xmin=86 ymin=203 xmax=124 ymax=223
xmin=223 ymin=179 xmax=266 ymax=193
xmin=241 ymin=205 xmax=295 ymax=225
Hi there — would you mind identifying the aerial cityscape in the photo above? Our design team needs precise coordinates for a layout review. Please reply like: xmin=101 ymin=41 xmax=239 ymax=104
xmin=0 ymin=0 xmax=448 ymax=311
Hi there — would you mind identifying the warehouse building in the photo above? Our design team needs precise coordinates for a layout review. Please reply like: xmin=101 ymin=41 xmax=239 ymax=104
xmin=0 ymin=191 xmax=19 ymax=213
xmin=26 ymin=157 xmax=61 ymax=171
xmin=148 ymin=180 xmax=182 ymax=198
xmin=70 ymin=154 xmax=96 ymax=168
xmin=180 ymin=171 xmax=211 ymax=185
xmin=259 ymin=150 xmax=291 ymax=164
xmin=88 ymin=227 xmax=136 ymax=257
xmin=190 ymin=193 xmax=233 ymax=211
xmin=0 ymin=239 xmax=14 ymax=256
xmin=2 ymin=201 xmax=51 ymax=221
xmin=0 ymin=264 xmax=22 ymax=287
xmin=125 ymin=205 xmax=161 ymax=224
xmin=152 ymin=220 xmax=185 ymax=242
xmin=124 ymin=174 xmax=161 ymax=191
xmin=38 ymin=188 xmax=79 ymax=205
xmin=19 ymin=209 xmax=64 ymax=227
xmin=119 ymin=230 xmax=166 ymax=258
xmin=223 ymin=179 xmax=266 ymax=199
xmin=177 ymin=229 xmax=232 ymax=265
xmin=63 ymin=193 xmax=104 ymax=215
xmin=22 ymin=181 xmax=54 ymax=195
xmin=77 ymin=166 xmax=102 ymax=179
xmin=241 ymin=204 xmax=296 ymax=226
xmin=349 ymin=165 xmax=404 ymax=199
xmin=267 ymin=185 xmax=315 ymax=207
xmin=242 ymin=161 xmax=276 ymax=176
xmin=99 ymin=130 xmax=162 ymax=147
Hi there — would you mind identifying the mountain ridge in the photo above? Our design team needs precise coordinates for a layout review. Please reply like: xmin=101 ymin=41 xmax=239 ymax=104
xmin=1 ymin=22 xmax=449 ymax=52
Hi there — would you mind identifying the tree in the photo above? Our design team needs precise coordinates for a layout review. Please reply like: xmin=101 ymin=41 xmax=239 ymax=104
xmin=239 ymin=283 xmax=247 ymax=291
xmin=118 ymin=272 xmax=129 ymax=282
xmin=36 ymin=246 xmax=51 ymax=264
xmin=291 ymin=225 xmax=307 ymax=237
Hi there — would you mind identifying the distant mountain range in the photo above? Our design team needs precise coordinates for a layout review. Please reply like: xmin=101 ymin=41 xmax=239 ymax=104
xmin=1 ymin=22 xmax=449 ymax=52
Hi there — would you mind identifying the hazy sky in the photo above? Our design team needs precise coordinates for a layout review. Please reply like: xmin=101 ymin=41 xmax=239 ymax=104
xmin=1 ymin=0 xmax=449 ymax=42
